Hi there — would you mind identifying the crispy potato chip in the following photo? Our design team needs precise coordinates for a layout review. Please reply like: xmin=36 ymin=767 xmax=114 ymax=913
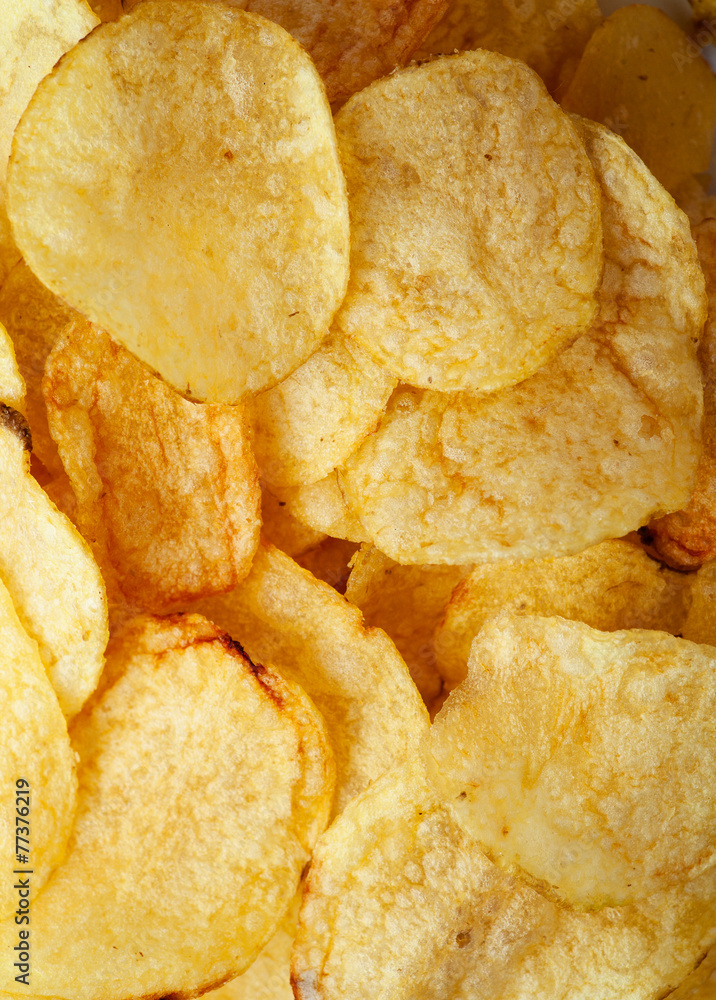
xmin=333 ymin=52 xmax=602 ymax=393
xmin=430 ymin=615 xmax=716 ymax=909
xmin=345 ymin=545 xmax=471 ymax=706
xmin=0 ymin=576 xmax=76 ymax=922
xmin=341 ymin=120 xmax=704 ymax=563
xmin=648 ymin=219 xmax=716 ymax=568
xmin=8 ymin=1 xmax=350 ymax=403
xmin=250 ymin=332 xmax=396 ymax=489
xmin=0 ymin=259 xmax=76 ymax=477
xmin=295 ymin=538 xmax=359 ymax=594
xmin=261 ymin=484 xmax=327 ymax=558
xmin=124 ymin=0 xmax=449 ymax=109
xmin=0 ymin=321 xmax=23 ymax=410
xmin=0 ymin=613 xmax=334 ymax=1000
xmin=292 ymin=760 xmax=716 ymax=999
xmin=0 ymin=327 xmax=107 ymax=717
xmin=562 ymin=5 xmax=716 ymax=196
xmin=44 ymin=318 xmax=261 ymax=613
xmin=434 ymin=538 xmax=689 ymax=688
xmin=682 ymin=560 xmax=716 ymax=646
xmin=0 ymin=0 xmax=98 ymax=284
xmin=195 ymin=540 xmax=429 ymax=813
xmin=415 ymin=0 xmax=601 ymax=95
xmin=277 ymin=473 xmax=368 ymax=544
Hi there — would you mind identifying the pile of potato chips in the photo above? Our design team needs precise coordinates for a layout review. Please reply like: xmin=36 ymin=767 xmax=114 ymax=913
xmin=2 ymin=0 xmax=716 ymax=996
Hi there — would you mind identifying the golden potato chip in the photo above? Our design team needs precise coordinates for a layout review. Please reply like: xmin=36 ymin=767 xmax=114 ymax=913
xmin=250 ymin=332 xmax=396 ymax=489
xmin=261 ymin=484 xmax=327 ymax=558
xmin=0 ymin=321 xmax=23 ymax=410
xmin=434 ymin=538 xmax=689 ymax=688
xmin=89 ymin=0 xmax=122 ymax=18
xmin=8 ymin=1 xmax=350 ymax=403
xmin=430 ymin=615 xmax=716 ymax=909
xmin=682 ymin=560 xmax=716 ymax=646
xmin=195 ymin=540 xmax=429 ymax=813
xmin=0 ymin=0 xmax=98 ymax=285
xmin=276 ymin=473 xmax=369 ymax=544
xmin=292 ymin=760 xmax=716 ymax=999
xmin=341 ymin=119 xmax=704 ymax=563
xmin=44 ymin=318 xmax=261 ymax=613
xmin=0 ymin=613 xmax=334 ymax=1000
xmin=0 ymin=576 xmax=76 ymax=922
xmin=295 ymin=537 xmax=360 ymax=594
xmin=333 ymin=52 xmax=602 ymax=393
xmin=345 ymin=545 xmax=471 ymax=706
xmin=562 ymin=5 xmax=716 ymax=196
xmin=0 ymin=259 xmax=76 ymax=478
xmin=415 ymin=0 xmax=601 ymax=94
xmin=0 ymin=327 xmax=107 ymax=717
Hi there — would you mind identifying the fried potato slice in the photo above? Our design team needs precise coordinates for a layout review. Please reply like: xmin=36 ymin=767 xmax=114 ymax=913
xmin=345 ymin=545 xmax=471 ymax=706
xmin=648 ymin=219 xmax=716 ymax=568
xmin=0 ymin=613 xmax=334 ymax=1000
xmin=250 ymin=332 xmax=396 ymax=489
xmin=0 ymin=326 xmax=107 ymax=717
xmin=434 ymin=538 xmax=689 ymax=688
xmin=562 ymin=5 xmax=716 ymax=196
xmin=430 ymin=615 xmax=716 ymax=909
xmin=341 ymin=119 xmax=704 ymax=564
xmin=0 ymin=576 xmax=76 ymax=921
xmin=292 ymin=760 xmax=716 ymax=999
xmin=682 ymin=560 xmax=716 ymax=646
xmin=44 ymin=318 xmax=260 ymax=613
xmin=415 ymin=0 xmax=601 ymax=94
xmin=195 ymin=540 xmax=429 ymax=813
xmin=8 ymin=1 xmax=349 ymax=403
xmin=333 ymin=52 xmax=601 ymax=393
xmin=0 ymin=0 xmax=98 ymax=285
xmin=276 ymin=473 xmax=369 ymax=543
xmin=261 ymin=484 xmax=327 ymax=558
xmin=0 ymin=321 xmax=23 ymax=410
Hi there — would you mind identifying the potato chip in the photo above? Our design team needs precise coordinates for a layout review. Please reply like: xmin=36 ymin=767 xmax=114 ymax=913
xmin=434 ymin=538 xmax=689 ymax=688
xmin=332 ymin=52 xmax=602 ymax=393
xmin=89 ymin=0 xmax=122 ymax=18
xmin=0 ymin=576 xmax=76 ymax=921
xmin=562 ymin=5 xmax=716 ymax=196
xmin=0 ymin=613 xmax=334 ymax=1000
xmin=430 ymin=615 xmax=716 ymax=909
xmin=292 ymin=760 xmax=716 ymax=999
xmin=261 ymin=484 xmax=327 ymax=558
xmin=0 ymin=321 xmax=23 ymax=410
xmin=415 ymin=0 xmax=601 ymax=95
xmin=345 ymin=545 xmax=472 ymax=706
xmin=669 ymin=946 xmax=716 ymax=999
xmin=0 ymin=259 xmax=76 ymax=478
xmin=8 ymin=1 xmax=350 ymax=403
xmin=0 ymin=0 xmax=98 ymax=285
xmin=682 ymin=560 xmax=716 ymax=646
xmin=250 ymin=332 xmax=396 ymax=489
xmin=44 ymin=318 xmax=261 ymax=613
xmin=0 ymin=326 xmax=107 ymax=717
xmin=295 ymin=538 xmax=359 ymax=594
xmin=195 ymin=540 xmax=429 ymax=813
xmin=341 ymin=120 xmax=704 ymax=564
xmin=276 ymin=473 xmax=369 ymax=544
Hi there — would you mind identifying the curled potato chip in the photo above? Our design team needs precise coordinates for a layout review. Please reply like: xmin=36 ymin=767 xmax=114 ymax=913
xmin=44 ymin=318 xmax=261 ymax=613
xmin=8 ymin=0 xmax=349 ymax=403
xmin=333 ymin=52 xmax=601 ymax=393
xmin=430 ymin=615 xmax=716 ymax=909
xmin=341 ymin=119 xmax=704 ymax=564
xmin=277 ymin=473 xmax=368 ymax=543
xmin=0 ymin=0 xmax=98 ymax=284
xmin=261 ymin=484 xmax=327 ymax=558
xmin=0 ymin=613 xmax=334 ymax=1000
xmin=195 ymin=540 xmax=429 ymax=813
xmin=250 ymin=332 xmax=396 ymax=489
xmin=562 ymin=5 xmax=716 ymax=196
xmin=0 ymin=576 xmax=76 ymax=922
xmin=0 ymin=325 xmax=107 ymax=717
xmin=415 ymin=0 xmax=601 ymax=94
xmin=434 ymin=538 xmax=689 ymax=688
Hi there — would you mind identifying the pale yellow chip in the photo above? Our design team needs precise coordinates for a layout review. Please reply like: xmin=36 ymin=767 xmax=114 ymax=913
xmin=0 ymin=320 xmax=23 ymax=410
xmin=0 ymin=576 xmax=76 ymax=922
xmin=292 ymin=759 xmax=716 ymax=999
xmin=195 ymin=539 xmax=429 ymax=813
xmin=434 ymin=538 xmax=689 ymax=689
xmin=0 ymin=613 xmax=333 ymax=1000
xmin=341 ymin=119 xmax=704 ymax=564
xmin=333 ymin=52 xmax=601 ymax=393
xmin=345 ymin=544 xmax=471 ymax=706
xmin=261 ymin=484 xmax=327 ymax=558
xmin=250 ymin=332 xmax=396 ymax=489
xmin=44 ymin=318 xmax=261 ymax=613
xmin=562 ymin=5 xmax=716 ymax=196
xmin=8 ymin=1 xmax=349 ymax=403
xmin=276 ymin=473 xmax=369 ymax=544
xmin=430 ymin=615 xmax=716 ymax=909
xmin=415 ymin=0 xmax=601 ymax=94
xmin=0 ymin=0 xmax=98 ymax=285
